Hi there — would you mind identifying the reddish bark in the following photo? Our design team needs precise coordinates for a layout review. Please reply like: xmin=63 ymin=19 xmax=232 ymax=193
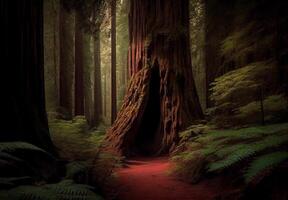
xmin=104 ymin=0 xmax=203 ymax=156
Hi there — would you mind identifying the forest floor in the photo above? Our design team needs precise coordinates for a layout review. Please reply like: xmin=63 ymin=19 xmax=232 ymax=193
xmin=115 ymin=157 xmax=229 ymax=200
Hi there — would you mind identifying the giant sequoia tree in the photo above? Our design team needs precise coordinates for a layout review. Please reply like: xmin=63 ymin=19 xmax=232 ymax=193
xmin=105 ymin=0 xmax=203 ymax=156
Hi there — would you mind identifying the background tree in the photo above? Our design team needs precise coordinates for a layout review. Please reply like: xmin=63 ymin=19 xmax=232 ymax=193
xmin=111 ymin=0 xmax=117 ymax=123
xmin=59 ymin=2 xmax=76 ymax=119
xmin=189 ymin=0 xmax=207 ymax=111
xmin=116 ymin=0 xmax=129 ymax=110
xmin=44 ymin=0 xmax=60 ymax=116
xmin=93 ymin=30 xmax=103 ymax=126
xmin=74 ymin=12 xmax=85 ymax=116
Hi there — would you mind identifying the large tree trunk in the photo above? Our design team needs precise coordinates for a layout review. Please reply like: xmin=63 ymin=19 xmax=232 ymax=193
xmin=59 ymin=2 xmax=75 ymax=119
xmin=104 ymin=0 xmax=203 ymax=156
xmin=0 ymin=0 xmax=55 ymax=153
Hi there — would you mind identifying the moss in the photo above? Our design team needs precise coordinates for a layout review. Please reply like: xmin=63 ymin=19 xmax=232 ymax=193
xmin=49 ymin=117 xmax=105 ymax=162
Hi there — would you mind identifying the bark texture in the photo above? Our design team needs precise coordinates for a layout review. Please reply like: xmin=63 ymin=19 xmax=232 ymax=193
xmin=104 ymin=0 xmax=203 ymax=156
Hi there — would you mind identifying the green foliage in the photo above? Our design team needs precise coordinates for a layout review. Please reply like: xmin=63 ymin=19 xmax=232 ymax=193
xmin=208 ymin=130 xmax=288 ymax=172
xmin=210 ymin=61 xmax=275 ymax=106
xmin=236 ymin=94 xmax=288 ymax=123
xmin=208 ymin=60 xmax=288 ymax=126
xmin=0 ymin=180 xmax=103 ymax=200
xmin=172 ymin=123 xmax=288 ymax=185
xmin=205 ymin=123 xmax=288 ymax=141
xmin=218 ymin=0 xmax=288 ymax=70
xmin=207 ymin=0 xmax=288 ymax=127
xmin=208 ymin=133 xmax=287 ymax=172
xmin=0 ymin=142 xmax=59 ymax=184
xmin=0 ymin=142 xmax=49 ymax=155
xmin=49 ymin=118 xmax=105 ymax=161
xmin=0 ymin=177 xmax=33 ymax=189
xmin=65 ymin=162 xmax=88 ymax=180
xmin=244 ymin=151 xmax=288 ymax=183
xmin=0 ymin=141 xmax=104 ymax=200
xmin=171 ymin=151 xmax=206 ymax=183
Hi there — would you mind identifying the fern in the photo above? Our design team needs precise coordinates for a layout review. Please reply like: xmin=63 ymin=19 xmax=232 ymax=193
xmin=65 ymin=162 xmax=88 ymax=180
xmin=3 ymin=180 xmax=103 ymax=200
xmin=0 ymin=142 xmax=49 ymax=155
xmin=0 ymin=152 xmax=24 ymax=163
xmin=0 ymin=177 xmax=32 ymax=188
xmin=215 ymin=133 xmax=288 ymax=158
xmin=208 ymin=147 xmax=254 ymax=172
xmin=8 ymin=185 xmax=55 ymax=200
xmin=208 ymin=134 xmax=288 ymax=172
xmin=244 ymin=151 xmax=288 ymax=183
xmin=206 ymin=123 xmax=288 ymax=140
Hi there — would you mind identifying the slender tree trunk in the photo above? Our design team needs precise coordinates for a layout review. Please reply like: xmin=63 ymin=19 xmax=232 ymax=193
xmin=74 ymin=12 xmax=84 ymax=116
xmin=59 ymin=2 xmax=75 ymax=119
xmin=104 ymin=0 xmax=203 ymax=156
xmin=83 ymin=34 xmax=94 ymax=126
xmin=44 ymin=0 xmax=60 ymax=115
xmin=111 ymin=0 xmax=117 ymax=123
xmin=189 ymin=0 xmax=207 ymax=111
xmin=93 ymin=31 xmax=103 ymax=126
xmin=0 ymin=0 xmax=55 ymax=153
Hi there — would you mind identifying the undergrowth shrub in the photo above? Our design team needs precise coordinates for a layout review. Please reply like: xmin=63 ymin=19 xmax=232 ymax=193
xmin=0 ymin=179 xmax=103 ymax=200
xmin=49 ymin=117 xmax=105 ymax=162
xmin=172 ymin=123 xmax=288 ymax=187
xmin=208 ymin=61 xmax=288 ymax=127
xmin=0 ymin=117 xmax=108 ymax=200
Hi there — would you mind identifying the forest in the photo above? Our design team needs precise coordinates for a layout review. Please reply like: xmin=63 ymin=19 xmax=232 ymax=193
xmin=0 ymin=0 xmax=288 ymax=199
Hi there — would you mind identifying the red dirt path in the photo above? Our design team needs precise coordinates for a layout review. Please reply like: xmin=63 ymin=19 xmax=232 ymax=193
xmin=116 ymin=157 xmax=225 ymax=200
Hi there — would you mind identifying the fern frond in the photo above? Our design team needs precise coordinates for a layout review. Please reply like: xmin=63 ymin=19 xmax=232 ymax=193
xmin=48 ymin=180 xmax=102 ymax=200
xmin=0 ymin=142 xmax=48 ymax=154
xmin=8 ymin=185 xmax=55 ymax=200
xmin=206 ymin=123 xmax=288 ymax=140
xmin=6 ymin=180 xmax=103 ymax=200
xmin=245 ymin=151 xmax=288 ymax=183
xmin=208 ymin=134 xmax=288 ymax=172
xmin=65 ymin=162 xmax=88 ymax=179
xmin=208 ymin=147 xmax=254 ymax=172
